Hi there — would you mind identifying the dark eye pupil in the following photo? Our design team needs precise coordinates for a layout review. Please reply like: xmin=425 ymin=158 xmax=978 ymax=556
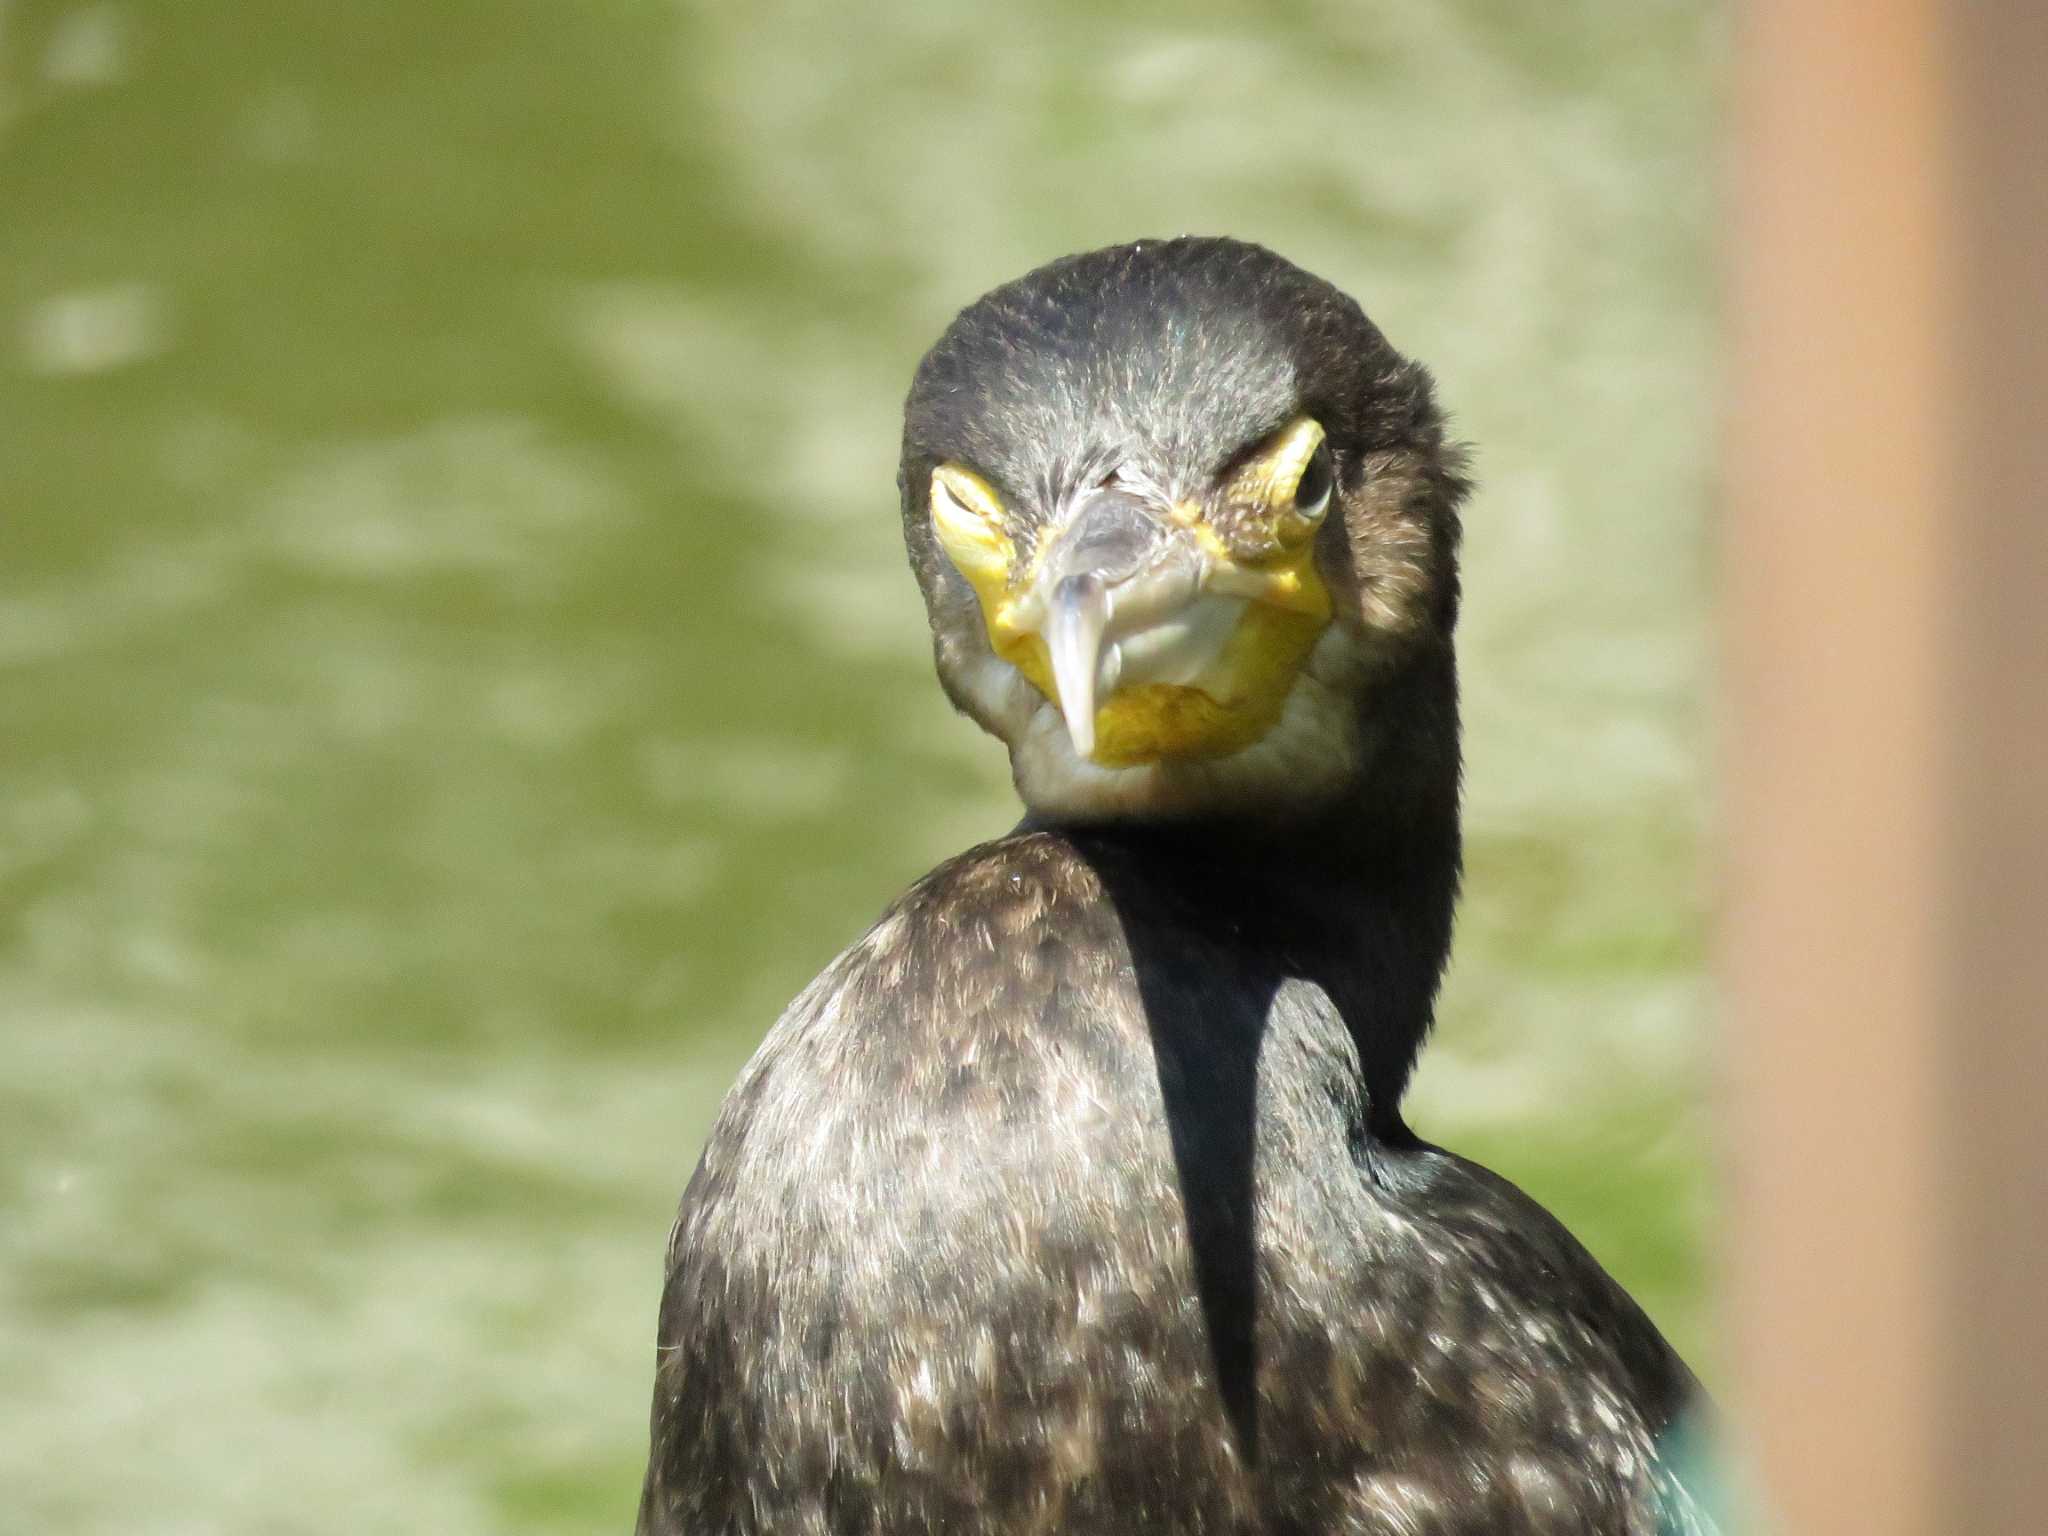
xmin=1294 ymin=443 xmax=1334 ymax=510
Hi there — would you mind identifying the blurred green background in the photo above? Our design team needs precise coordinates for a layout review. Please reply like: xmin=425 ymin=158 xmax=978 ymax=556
xmin=0 ymin=2 xmax=1718 ymax=1530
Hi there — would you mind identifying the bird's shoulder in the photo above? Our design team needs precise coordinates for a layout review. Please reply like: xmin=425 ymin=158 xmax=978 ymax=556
xmin=1237 ymin=1136 xmax=1717 ymax=1531
xmin=1359 ymin=1136 xmax=1708 ymax=1433
xmin=734 ymin=826 xmax=1145 ymax=1084
xmin=667 ymin=830 xmax=1154 ymax=1227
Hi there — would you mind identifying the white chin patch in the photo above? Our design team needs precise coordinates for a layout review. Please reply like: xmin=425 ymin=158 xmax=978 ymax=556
xmin=954 ymin=625 xmax=1370 ymax=823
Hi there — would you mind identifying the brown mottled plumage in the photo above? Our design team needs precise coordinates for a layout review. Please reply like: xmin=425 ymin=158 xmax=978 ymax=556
xmin=637 ymin=238 xmax=1716 ymax=1534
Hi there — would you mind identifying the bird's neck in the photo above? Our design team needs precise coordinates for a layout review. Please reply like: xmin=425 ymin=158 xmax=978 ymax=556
xmin=1034 ymin=647 xmax=1462 ymax=1123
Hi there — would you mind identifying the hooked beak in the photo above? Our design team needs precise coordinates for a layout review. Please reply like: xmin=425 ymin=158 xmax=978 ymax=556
xmin=1024 ymin=490 xmax=1201 ymax=758
xmin=1043 ymin=574 xmax=1112 ymax=758
xmin=1000 ymin=488 xmax=1329 ymax=765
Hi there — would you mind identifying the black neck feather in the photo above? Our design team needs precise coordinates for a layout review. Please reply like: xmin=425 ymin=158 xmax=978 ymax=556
xmin=1027 ymin=640 xmax=1461 ymax=1126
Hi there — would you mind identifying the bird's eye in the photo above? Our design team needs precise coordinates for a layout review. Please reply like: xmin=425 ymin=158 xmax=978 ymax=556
xmin=1246 ymin=416 xmax=1331 ymax=548
xmin=1293 ymin=441 xmax=1334 ymax=521
xmin=930 ymin=464 xmax=1018 ymax=591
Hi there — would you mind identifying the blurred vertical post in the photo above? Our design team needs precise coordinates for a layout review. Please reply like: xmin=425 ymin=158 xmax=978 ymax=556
xmin=1729 ymin=4 xmax=2048 ymax=1534
xmin=1945 ymin=7 xmax=2048 ymax=1533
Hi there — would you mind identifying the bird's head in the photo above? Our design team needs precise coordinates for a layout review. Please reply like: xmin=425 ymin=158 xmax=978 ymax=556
xmin=900 ymin=237 xmax=1466 ymax=824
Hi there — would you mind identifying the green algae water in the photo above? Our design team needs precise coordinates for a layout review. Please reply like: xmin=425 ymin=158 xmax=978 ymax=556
xmin=0 ymin=3 xmax=1720 ymax=1528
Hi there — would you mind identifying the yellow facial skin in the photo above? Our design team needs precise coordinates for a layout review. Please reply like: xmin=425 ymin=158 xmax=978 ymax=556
xmin=930 ymin=419 xmax=1335 ymax=767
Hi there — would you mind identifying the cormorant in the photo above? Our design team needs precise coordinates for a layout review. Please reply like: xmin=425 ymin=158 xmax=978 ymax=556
xmin=637 ymin=237 xmax=1714 ymax=1535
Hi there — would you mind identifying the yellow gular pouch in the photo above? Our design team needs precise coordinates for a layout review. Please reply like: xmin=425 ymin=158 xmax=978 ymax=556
xmin=930 ymin=445 xmax=1335 ymax=768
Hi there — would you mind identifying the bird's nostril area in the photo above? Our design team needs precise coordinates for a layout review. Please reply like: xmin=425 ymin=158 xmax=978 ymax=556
xmin=1044 ymin=489 xmax=1172 ymax=587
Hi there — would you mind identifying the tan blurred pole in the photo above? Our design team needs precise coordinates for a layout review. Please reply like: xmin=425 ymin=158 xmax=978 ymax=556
xmin=1944 ymin=7 xmax=2048 ymax=1533
xmin=1728 ymin=5 xmax=2048 ymax=1535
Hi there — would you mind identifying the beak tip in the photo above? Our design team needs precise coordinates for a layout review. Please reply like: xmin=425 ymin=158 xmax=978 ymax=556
xmin=1063 ymin=705 xmax=1097 ymax=761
